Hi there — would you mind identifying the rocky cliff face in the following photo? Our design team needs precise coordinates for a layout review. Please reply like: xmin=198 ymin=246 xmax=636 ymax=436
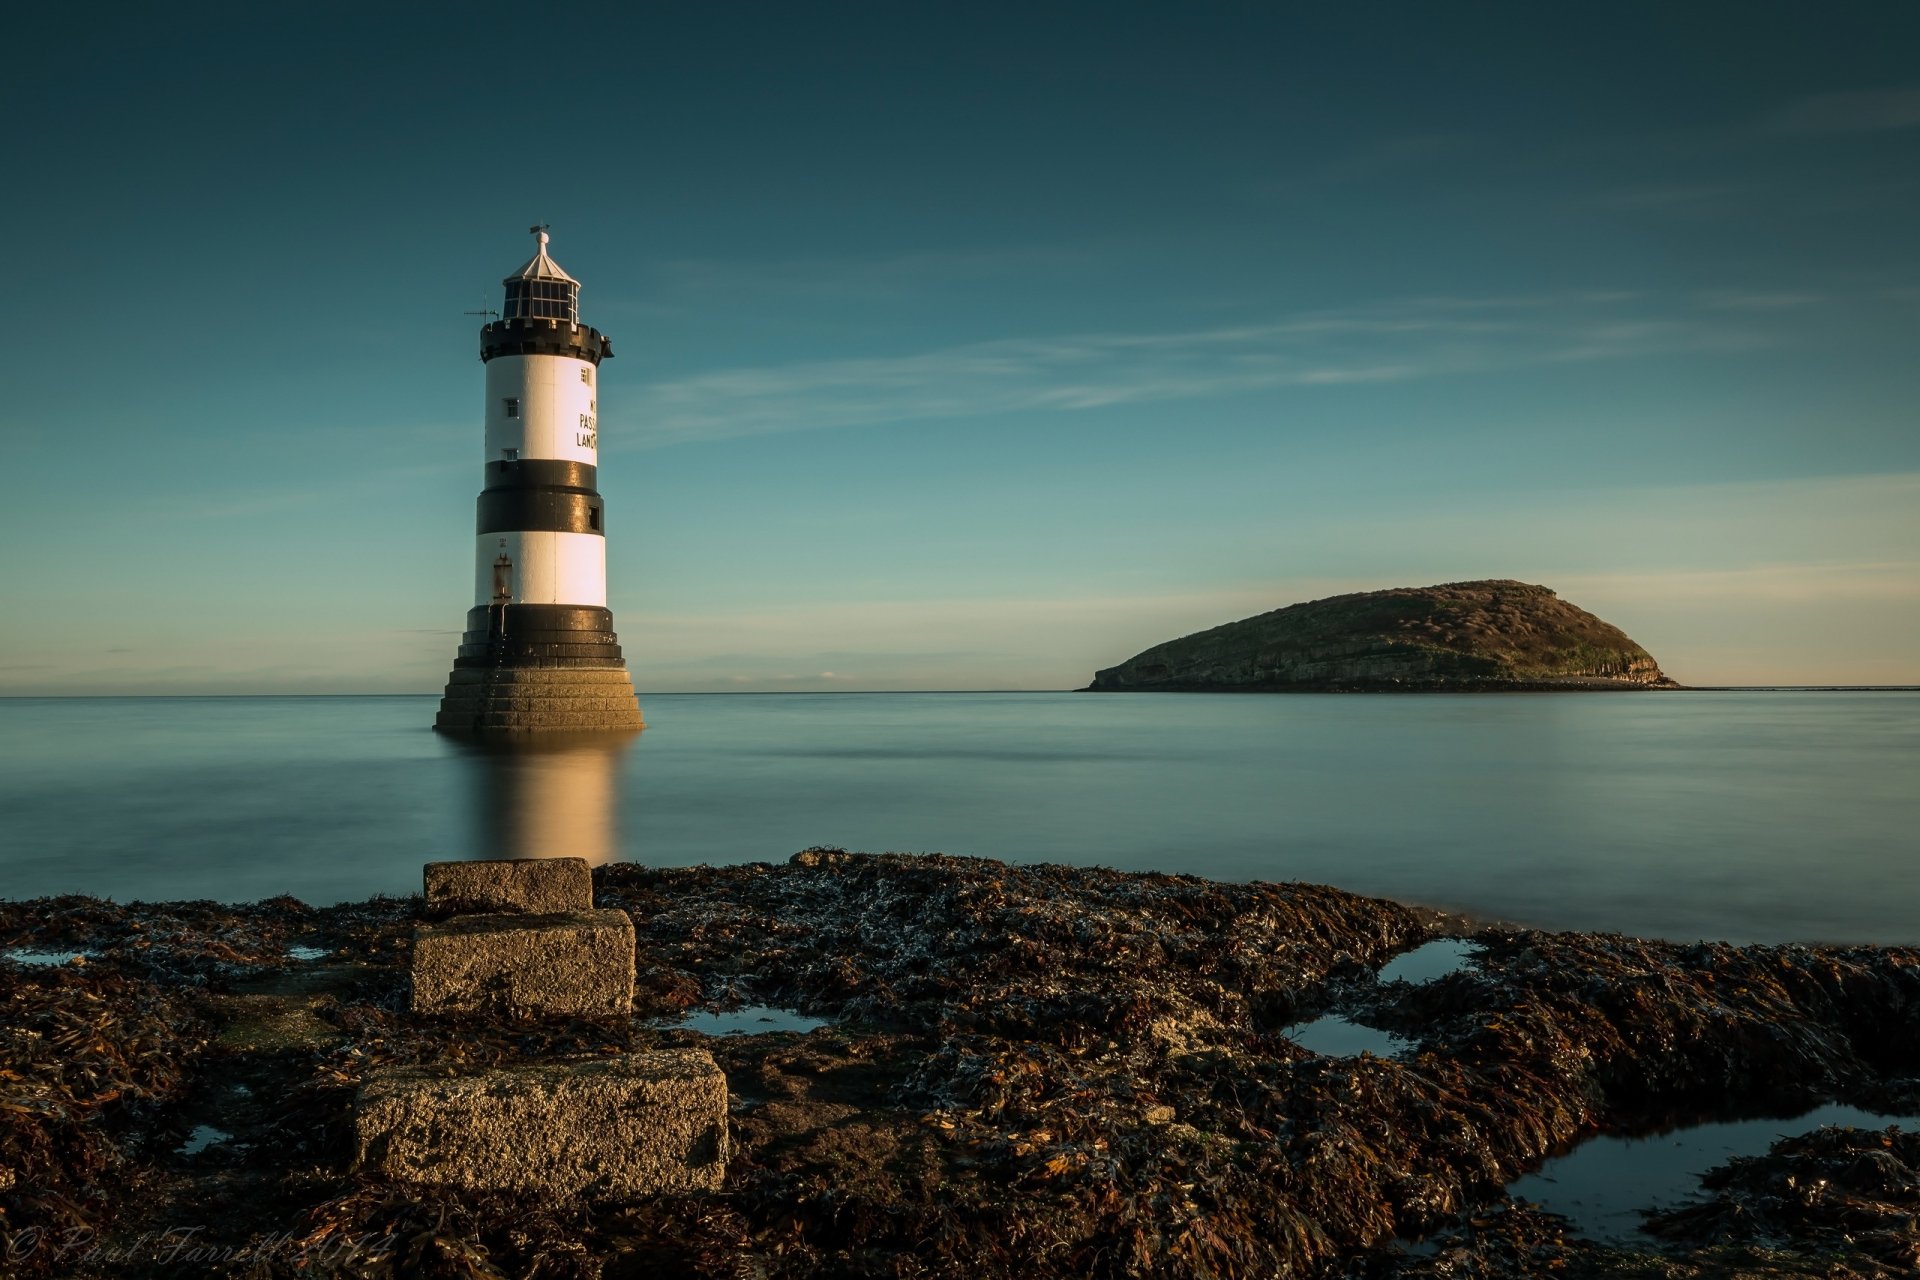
xmin=1086 ymin=580 xmax=1674 ymax=692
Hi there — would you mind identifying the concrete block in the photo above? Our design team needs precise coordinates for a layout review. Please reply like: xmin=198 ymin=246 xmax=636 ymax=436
xmin=411 ymin=910 xmax=634 ymax=1018
xmin=423 ymin=857 xmax=593 ymax=917
xmin=354 ymin=1050 xmax=729 ymax=1198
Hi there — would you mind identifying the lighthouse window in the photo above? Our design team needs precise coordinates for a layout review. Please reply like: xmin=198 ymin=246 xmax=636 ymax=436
xmin=589 ymin=505 xmax=602 ymax=531
xmin=503 ymin=398 xmax=520 ymax=418
xmin=503 ymin=279 xmax=579 ymax=324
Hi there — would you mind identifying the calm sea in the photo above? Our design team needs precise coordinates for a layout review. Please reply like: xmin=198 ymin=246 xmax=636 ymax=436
xmin=0 ymin=692 xmax=1914 ymax=944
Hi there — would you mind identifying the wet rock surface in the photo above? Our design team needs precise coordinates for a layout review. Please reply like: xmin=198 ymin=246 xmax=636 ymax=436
xmin=0 ymin=852 xmax=1915 ymax=1278
xmin=1643 ymin=1124 xmax=1920 ymax=1268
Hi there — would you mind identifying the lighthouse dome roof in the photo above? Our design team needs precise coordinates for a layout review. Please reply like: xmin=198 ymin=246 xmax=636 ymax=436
xmin=505 ymin=226 xmax=578 ymax=286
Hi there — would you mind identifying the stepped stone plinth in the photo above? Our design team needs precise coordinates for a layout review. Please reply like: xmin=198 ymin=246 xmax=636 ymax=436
xmin=354 ymin=1050 xmax=729 ymax=1198
xmin=435 ymin=665 xmax=645 ymax=734
xmin=359 ymin=859 xmax=729 ymax=1203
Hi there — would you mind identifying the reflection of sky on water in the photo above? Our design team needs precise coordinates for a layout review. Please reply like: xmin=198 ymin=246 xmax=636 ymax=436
xmin=0 ymin=691 xmax=1915 ymax=945
xmin=1285 ymin=938 xmax=1479 ymax=1057
xmin=1376 ymin=938 xmax=1478 ymax=986
xmin=670 ymin=1005 xmax=830 ymax=1036
xmin=182 ymin=1125 xmax=232 ymax=1155
xmin=448 ymin=732 xmax=640 ymax=867
xmin=2 ymin=949 xmax=96 ymax=966
xmin=1508 ymin=1105 xmax=1916 ymax=1242
xmin=1285 ymin=1016 xmax=1405 ymax=1058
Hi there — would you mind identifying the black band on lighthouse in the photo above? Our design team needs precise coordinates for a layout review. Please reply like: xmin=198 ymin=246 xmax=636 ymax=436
xmin=484 ymin=459 xmax=598 ymax=492
xmin=464 ymin=604 xmax=617 ymax=635
xmin=480 ymin=319 xmax=614 ymax=366
xmin=454 ymin=605 xmax=628 ymax=669
xmin=476 ymin=489 xmax=605 ymax=535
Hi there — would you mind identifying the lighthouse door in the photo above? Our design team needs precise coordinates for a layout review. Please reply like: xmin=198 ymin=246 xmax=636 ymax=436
xmin=491 ymin=553 xmax=513 ymax=605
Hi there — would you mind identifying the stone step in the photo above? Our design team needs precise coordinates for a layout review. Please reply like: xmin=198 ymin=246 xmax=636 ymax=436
xmin=438 ymin=693 xmax=643 ymax=711
xmin=435 ymin=654 xmax=645 ymax=731
xmin=457 ymin=642 xmax=628 ymax=660
xmin=451 ymin=657 xmax=639 ymax=671
xmin=354 ymin=1050 xmax=728 ymax=1198
xmin=433 ymin=695 xmax=640 ymax=707
xmin=411 ymin=909 xmax=634 ymax=1018
xmin=423 ymin=858 xmax=594 ymax=917
xmin=445 ymin=667 xmax=636 ymax=686
xmin=440 ymin=684 xmax=637 ymax=695
xmin=435 ymin=710 xmax=646 ymax=731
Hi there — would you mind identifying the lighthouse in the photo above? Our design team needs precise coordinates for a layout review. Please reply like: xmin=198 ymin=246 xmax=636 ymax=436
xmin=434 ymin=228 xmax=646 ymax=734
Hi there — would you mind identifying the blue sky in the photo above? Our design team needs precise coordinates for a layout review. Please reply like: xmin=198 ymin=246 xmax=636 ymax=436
xmin=2 ymin=1 xmax=1915 ymax=692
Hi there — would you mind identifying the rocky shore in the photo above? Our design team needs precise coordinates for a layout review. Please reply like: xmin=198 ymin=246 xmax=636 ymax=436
xmin=3 ymin=852 xmax=1916 ymax=1278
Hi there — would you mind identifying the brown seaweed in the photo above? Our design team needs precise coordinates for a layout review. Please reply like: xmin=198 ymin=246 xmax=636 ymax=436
xmin=1644 ymin=1123 xmax=1920 ymax=1270
xmin=1 ymin=851 xmax=1917 ymax=1278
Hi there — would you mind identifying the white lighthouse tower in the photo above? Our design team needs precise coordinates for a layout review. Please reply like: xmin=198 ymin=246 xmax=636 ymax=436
xmin=434 ymin=228 xmax=646 ymax=734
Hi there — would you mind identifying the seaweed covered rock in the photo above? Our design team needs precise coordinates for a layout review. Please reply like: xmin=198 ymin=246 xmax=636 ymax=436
xmin=0 ymin=964 xmax=205 ymax=1279
xmin=1645 ymin=1124 xmax=1920 ymax=1268
xmin=1086 ymin=579 xmax=1674 ymax=691
xmin=4 ymin=854 xmax=1919 ymax=1279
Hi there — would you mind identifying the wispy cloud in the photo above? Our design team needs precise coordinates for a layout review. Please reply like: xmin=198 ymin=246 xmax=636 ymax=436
xmin=1696 ymin=289 xmax=1826 ymax=311
xmin=620 ymin=585 xmax=1300 ymax=690
xmin=615 ymin=292 xmax=1777 ymax=448
xmin=604 ymin=244 xmax=1113 ymax=317
xmin=1557 ymin=560 xmax=1920 ymax=606
xmin=1769 ymin=85 xmax=1920 ymax=135
xmin=610 ymin=474 xmax=1920 ymax=689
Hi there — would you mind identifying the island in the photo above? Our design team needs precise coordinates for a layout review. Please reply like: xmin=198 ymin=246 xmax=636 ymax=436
xmin=1085 ymin=579 xmax=1678 ymax=692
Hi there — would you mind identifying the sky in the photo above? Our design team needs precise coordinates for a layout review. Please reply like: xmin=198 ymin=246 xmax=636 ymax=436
xmin=1 ymin=1 xmax=1916 ymax=693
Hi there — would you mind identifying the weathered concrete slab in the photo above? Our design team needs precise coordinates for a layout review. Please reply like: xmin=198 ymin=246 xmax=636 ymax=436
xmin=411 ymin=909 xmax=634 ymax=1018
xmin=423 ymin=857 xmax=594 ymax=917
xmin=353 ymin=1050 xmax=728 ymax=1198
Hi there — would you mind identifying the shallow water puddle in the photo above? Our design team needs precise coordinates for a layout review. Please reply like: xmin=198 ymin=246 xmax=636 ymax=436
xmin=672 ymin=1005 xmax=829 ymax=1036
xmin=181 ymin=1125 xmax=232 ymax=1155
xmin=1376 ymin=937 xmax=1478 ymax=986
xmin=1508 ymin=1103 xmax=1915 ymax=1241
xmin=1283 ymin=939 xmax=1477 ymax=1056
xmin=285 ymin=945 xmax=330 ymax=961
xmin=1285 ymin=1015 xmax=1407 ymax=1058
xmin=2 ymin=948 xmax=95 ymax=966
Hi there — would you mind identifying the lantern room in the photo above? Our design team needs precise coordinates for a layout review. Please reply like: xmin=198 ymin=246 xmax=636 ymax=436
xmin=503 ymin=225 xmax=580 ymax=324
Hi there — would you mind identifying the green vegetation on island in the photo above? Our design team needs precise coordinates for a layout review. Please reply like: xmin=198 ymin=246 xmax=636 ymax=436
xmin=1086 ymin=579 xmax=1676 ymax=692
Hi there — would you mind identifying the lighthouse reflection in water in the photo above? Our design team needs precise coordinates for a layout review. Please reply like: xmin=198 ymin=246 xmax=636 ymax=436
xmin=450 ymin=732 xmax=638 ymax=866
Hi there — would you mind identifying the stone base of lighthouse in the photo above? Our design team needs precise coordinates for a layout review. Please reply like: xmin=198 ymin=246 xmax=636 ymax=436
xmin=434 ymin=605 xmax=644 ymax=735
